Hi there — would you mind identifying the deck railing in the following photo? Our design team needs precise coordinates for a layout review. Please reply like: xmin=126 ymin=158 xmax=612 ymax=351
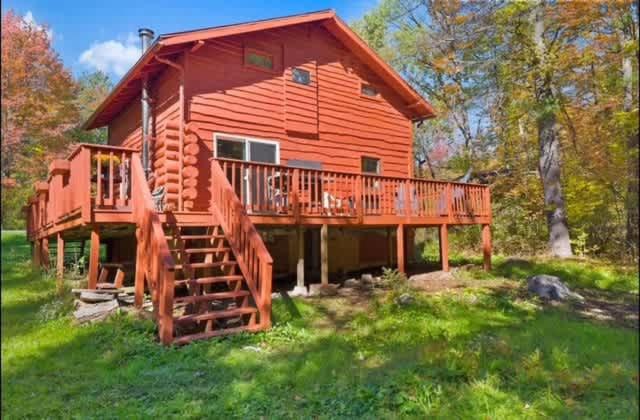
xmin=131 ymin=153 xmax=176 ymax=344
xmin=216 ymin=158 xmax=491 ymax=222
xmin=210 ymin=159 xmax=273 ymax=329
xmin=26 ymin=144 xmax=137 ymax=239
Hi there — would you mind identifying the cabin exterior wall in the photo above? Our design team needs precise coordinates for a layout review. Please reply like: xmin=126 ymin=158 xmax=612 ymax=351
xmin=184 ymin=24 xmax=415 ymax=177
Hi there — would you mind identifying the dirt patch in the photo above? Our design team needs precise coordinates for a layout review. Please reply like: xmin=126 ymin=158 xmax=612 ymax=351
xmin=555 ymin=289 xmax=639 ymax=330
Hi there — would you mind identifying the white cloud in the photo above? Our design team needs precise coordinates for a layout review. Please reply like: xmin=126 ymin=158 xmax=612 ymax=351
xmin=79 ymin=33 xmax=141 ymax=77
xmin=22 ymin=11 xmax=53 ymax=40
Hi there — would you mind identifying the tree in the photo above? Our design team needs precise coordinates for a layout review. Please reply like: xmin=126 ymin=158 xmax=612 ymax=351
xmin=70 ymin=71 xmax=112 ymax=145
xmin=1 ymin=10 xmax=78 ymax=181
xmin=1 ymin=10 xmax=78 ymax=228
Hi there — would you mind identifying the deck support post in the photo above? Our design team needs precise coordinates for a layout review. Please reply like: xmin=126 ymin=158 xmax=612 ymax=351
xmin=396 ymin=224 xmax=406 ymax=273
xmin=41 ymin=236 xmax=50 ymax=269
xmin=387 ymin=227 xmax=394 ymax=267
xmin=321 ymin=224 xmax=328 ymax=286
xmin=33 ymin=239 xmax=41 ymax=268
xmin=296 ymin=226 xmax=305 ymax=288
xmin=134 ymin=228 xmax=145 ymax=308
xmin=439 ymin=224 xmax=449 ymax=272
xmin=88 ymin=226 xmax=100 ymax=289
xmin=56 ymin=233 xmax=65 ymax=293
xmin=482 ymin=224 xmax=492 ymax=271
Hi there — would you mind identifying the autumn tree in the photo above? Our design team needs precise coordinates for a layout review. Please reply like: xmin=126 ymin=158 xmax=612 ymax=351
xmin=70 ymin=71 xmax=112 ymax=145
xmin=1 ymin=10 xmax=78 ymax=227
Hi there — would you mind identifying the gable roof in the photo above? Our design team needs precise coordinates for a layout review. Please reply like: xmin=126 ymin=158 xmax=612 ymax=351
xmin=83 ymin=9 xmax=436 ymax=130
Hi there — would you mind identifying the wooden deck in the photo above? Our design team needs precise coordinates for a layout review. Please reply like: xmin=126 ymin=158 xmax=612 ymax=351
xmin=25 ymin=144 xmax=492 ymax=345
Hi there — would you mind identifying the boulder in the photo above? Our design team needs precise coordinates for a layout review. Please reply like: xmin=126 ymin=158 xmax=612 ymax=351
xmin=527 ymin=275 xmax=584 ymax=301
xmin=342 ymin=278 xmax=361 ymax=288
xmin=308 ymin=283 xmax=339 ymax=297
xmin=407 ymin=271 xmax=455 ymax=290
xmin=360 ymin=273 xmax=374 ymax=284
xmin=395 ymin=293 xmax=415 ymax=306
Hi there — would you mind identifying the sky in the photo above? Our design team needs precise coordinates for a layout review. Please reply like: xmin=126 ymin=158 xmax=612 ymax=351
xmin=3 ymin=0 xmax=377 ymax=83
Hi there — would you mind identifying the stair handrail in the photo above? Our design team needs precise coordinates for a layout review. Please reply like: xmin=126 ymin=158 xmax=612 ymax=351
xmin=209 ymin=159 xmax=273 ymax=329
xmin=131 ymin=153 xmax=176 ymax=344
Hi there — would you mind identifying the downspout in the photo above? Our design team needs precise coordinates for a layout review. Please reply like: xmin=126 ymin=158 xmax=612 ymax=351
xmin=154 ymin=55 xmax=185 ymax=211
xmin=139 ymin=28 xmax=154 ymax=180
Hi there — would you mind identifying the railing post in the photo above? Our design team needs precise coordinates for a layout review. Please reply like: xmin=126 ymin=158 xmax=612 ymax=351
xmin=446 ymin=183 xmax=453 ymax=223
xmin=81 ymin=147 xmax=92 ymax=223
xmin=292 ymin=168 xmax=300 ymax=223
xmin=260 ymin=261 xmax=273 ymax=329
xmin=158 ymin=268 xmax=175 ymax=345
xmin=356 ymin=174 xmax=363 ymax=224
xmin=404 ymin=179 xmax=412 ymax=219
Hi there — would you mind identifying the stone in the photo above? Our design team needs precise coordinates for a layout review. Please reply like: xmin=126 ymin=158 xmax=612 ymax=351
xmin=342 ymin=278 xmax=360 ymax=288
xmin=289 ymin=285 xmax=309 ymax=297
xmin=308 ymin=283 xmax=339 ymax=297
xmin=73 ymin=299 xmax=119 ymax=324
xmin=271 ymin=292 xmax=282 ymax=300
xmin=527 ymin=275 xmax=584 ymax=301
xmin=242 ymin=345 xmax=263 ymax=353
xmin=360 ymin=273 xmax=374 ymax=284
xmin=395 ymin=293 xmax=415 ymax=306
xmin=79 ymin=291 xmax=116 ymax=303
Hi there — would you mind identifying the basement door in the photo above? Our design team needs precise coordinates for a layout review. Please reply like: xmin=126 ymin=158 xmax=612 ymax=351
xmin=214 ymin=134 xmax=279 ymax=210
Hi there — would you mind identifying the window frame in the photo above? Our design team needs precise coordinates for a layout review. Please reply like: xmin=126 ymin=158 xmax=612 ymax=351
xmin=360 ymin=82 xmax=381 ymax=100
xmin=291 ymin=67 xmax=312 ymax=86
xmin=361 ymin=156 xmax=381 ymax=175
xmin=213 ymin=133 xmax=280 ymax=164
xmin=244 ymin=47 xmax=276 ymax=73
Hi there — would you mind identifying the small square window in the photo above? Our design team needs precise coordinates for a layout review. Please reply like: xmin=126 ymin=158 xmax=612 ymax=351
xmin=246 ymin=50 xmax=273 ymax=70
xmin=361 ymin=83 xmax=379 ymax=97
xmin=361 ymin=157 xmax=381 ymax=174
xmin=292 ymin=68 xmax=311 ymax=85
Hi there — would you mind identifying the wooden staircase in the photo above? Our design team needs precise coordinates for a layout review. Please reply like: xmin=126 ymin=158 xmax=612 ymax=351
xmin=165 ymin=224 xmax=263 ymax=344
xmin=129 ymin=153 xmax=273 ymax=345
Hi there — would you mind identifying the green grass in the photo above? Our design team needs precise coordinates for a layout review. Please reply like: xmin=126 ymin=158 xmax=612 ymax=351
xmin=2 ymin=231 xmax=638 ymax=419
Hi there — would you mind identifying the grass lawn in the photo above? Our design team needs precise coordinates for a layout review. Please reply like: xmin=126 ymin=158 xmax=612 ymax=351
xmin=2 ymin=230 xmax=638 ymax=419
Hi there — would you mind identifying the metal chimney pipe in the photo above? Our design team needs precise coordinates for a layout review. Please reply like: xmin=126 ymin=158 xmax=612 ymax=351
xmin=139 ymin=28 xmax=154 ymax=179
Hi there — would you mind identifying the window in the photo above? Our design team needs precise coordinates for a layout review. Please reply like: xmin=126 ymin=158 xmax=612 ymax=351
xmin=215 ymin=134 xmax=279 ymax=164
xmin=292 ymin=68 xmax=311 ymax=85
xmin=245 ymin=49 xmax=274 ymax=70
xmin=361 ymin=157 xmax=381 ymax=174
xmin=361 ymin=83 xmax=379 ymax=98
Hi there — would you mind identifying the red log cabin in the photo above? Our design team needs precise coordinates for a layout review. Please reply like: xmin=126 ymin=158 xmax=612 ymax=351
xmin=24 ymin=10 xmax=492 ymax=345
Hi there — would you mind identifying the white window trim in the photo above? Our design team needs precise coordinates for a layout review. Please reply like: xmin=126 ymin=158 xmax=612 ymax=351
xmin=213 ymin=132 xmax=280 ymax=164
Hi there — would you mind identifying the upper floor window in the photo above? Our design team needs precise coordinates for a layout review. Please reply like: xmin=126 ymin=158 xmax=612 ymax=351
xmin=292 ymin=67 xmax=311 ymax=85
xmin=361 ymin=83 xmax=379 ymax=98
xmin=245 ymin=49 xmax=274 ymax=71
xmin=361 ymin=157 xmax=381 ymax=174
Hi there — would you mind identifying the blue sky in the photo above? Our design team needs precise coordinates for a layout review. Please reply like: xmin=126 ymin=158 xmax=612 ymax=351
xmin=3 ymin=0 xmax=377 ymax=83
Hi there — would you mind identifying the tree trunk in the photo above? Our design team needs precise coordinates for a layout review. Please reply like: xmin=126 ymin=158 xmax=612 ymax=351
xmin=532 ymin=0 xmax=573 ymax=258
xmin=622 ymin=15 xmax=639 ymax=258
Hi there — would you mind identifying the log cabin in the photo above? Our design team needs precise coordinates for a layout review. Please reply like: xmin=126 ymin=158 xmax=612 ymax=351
xmin=24 ymin=10 xmax=492 ymax=345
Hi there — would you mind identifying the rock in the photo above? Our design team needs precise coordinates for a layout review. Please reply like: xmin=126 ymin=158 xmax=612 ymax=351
xmin=360 ymin=274 xmax=374 ymax=284
xmin=79 ymin=291 xmax=116 ymax=303
xmin=271 ymin=292 xmax=282 ymax=300
xmin=527 ymin=275 xmax=584 ymax=301
xmin=289 ymin=285 xmax=309 ymax=297
xmin=407 ymin=271 xmax=456 ymax=290
xmin=242 ymin=345 xmax=263 ymax=353
xmin=308 ymin=283 xmax=339 ymax=297
xmin=342 ymin=278 xmax=360 ymax=288
xmin=73 ymin=299 xmax=119 ymax=324
xmin=72 ymin=288 xmax=121 ymax=295
xmin=395 ymin=293 xmax=415 ymax=306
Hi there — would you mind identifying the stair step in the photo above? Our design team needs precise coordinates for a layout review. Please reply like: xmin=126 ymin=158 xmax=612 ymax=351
xmin=173 ymin=323 xmax=263 ymax=345
xmin=174 ymin=305 xmax=256 ymax=323
xmin=171 ymin=247 xmax=231 ymax=254
xmin=174 ymin=261 xmax=237 ymax=270
xmin=174 ymin=290 xmax=250 ymax=305
xmin=174 ymin=275 xmax=244 ymax=286
xmin=166 ymin=234 xmax=226 ymax=240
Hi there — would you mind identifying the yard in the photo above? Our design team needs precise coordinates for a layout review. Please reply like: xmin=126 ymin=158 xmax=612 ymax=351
xmin=2 ymin=230 xmax=638 ymax=419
